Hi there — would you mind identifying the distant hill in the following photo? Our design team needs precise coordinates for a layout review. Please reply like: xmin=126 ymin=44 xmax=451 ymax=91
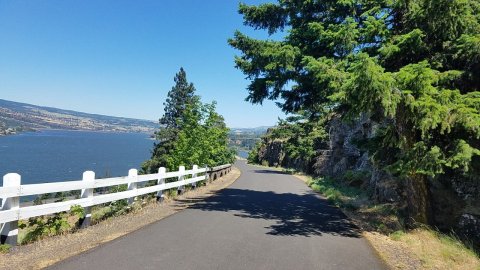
xmin=229 ymin=126 xmax=270 ymax=151
xmin=230 ymin=126 xmax=270 ymax=135
xmin=0 ymin=99 xmax=157 ymax=135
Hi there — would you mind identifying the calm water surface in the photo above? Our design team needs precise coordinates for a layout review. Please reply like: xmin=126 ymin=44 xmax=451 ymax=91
xmin=237 ymin=150 xmax=249 ymax=159
xmin=0 ymin=130 xmax=153 ymax=186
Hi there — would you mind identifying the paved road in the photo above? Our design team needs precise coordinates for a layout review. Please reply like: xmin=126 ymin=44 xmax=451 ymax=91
xmin=49 ymin=161 xmax=386 ymax=270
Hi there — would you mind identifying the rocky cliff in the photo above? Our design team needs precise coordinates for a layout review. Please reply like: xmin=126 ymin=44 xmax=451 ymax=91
xmin=256 ymin=133 xmax=311 ymax=173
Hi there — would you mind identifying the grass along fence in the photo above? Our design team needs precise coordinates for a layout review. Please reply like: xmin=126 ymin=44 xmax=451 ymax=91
xmin=0 ymin=164 xmax=232 ymax=246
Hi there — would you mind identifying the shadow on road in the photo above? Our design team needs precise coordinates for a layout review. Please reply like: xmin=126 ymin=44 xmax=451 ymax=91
xmin=179 ymin=187 xmax=361 ymax=238
xmin=252 ymin=169 xmax=291 ymax=175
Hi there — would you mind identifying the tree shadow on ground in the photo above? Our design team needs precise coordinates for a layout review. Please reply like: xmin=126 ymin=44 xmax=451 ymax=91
xmin=253 ymin=169 xmax=290 ymax=175
xmin=179 ymin=187 xmax=361 ymax=238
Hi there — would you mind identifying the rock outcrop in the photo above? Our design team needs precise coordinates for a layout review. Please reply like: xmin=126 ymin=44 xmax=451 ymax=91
xmin=257 ymin=139 xmax=285 ymax=167
xmin=256 ymin=129 xmax=311 ymax=172
xmin=312 ymin=115 xmax=402 ymax=203
xmin=315 ymin=116 xmax=480 ymax=247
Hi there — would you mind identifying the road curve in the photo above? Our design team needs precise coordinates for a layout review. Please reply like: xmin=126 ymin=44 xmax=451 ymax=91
xmin=49 ymin=160 xmax=386 ymax=270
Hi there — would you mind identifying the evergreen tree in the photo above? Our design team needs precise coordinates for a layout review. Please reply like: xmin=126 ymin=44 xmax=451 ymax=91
xmin=229 ymin=0 xmax=480 ymax=225
xmin=142 ymin=68 xmax=198 ymax=173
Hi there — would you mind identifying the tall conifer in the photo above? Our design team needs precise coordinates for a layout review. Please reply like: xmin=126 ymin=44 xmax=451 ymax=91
xmin=142 ymin=68 xmax=198 ymax=173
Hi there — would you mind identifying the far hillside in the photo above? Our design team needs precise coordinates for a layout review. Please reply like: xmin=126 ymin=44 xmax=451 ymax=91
xmin=228 ymin=126 xmax=269 ymax=152
xmin=0 ymin=99 xmax=157 ymax=135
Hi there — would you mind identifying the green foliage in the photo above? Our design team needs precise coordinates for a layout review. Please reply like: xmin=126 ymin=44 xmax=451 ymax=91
xmin=229 ymin=0 xmax=392 ymax=113
xmin=19 ymin=205 xmax=83 ymax=244
xmin=70 ymin=204 xmax=85 ymax=219
xmin=390 ymin=230 xmax=406 ymax=241
xmin=247 ymin=142 xmax=261 ymax=164
xmin=167 ymin=101 xmax=234 ymax=170
xmin=0 ymin=244 xmax=11 ymax=254
xmin=275 ymin=113 xmax=328 ymax=162
xmin=33 ymin=196 xmax=43 ymax=205
xmin=343 ymin=170 xmax=371 ymax=187
xmin=94 ymin=184 xmax=130 ymax=219
xmin=308 ymin=176 xmax=366 ymax=208
xmin=342 ymin=53 xmax=399 ymax=118
xmin=143 ymin=68 xmax=234 ymax=173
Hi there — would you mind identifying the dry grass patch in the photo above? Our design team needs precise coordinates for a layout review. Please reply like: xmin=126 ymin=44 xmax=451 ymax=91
xmin=289 ymin=171 xmax=480 ymax=270
xmin=388 ymin=229 xmax=480 ymax=270
xmin=364 ymin=231 xmax=422 ymax=270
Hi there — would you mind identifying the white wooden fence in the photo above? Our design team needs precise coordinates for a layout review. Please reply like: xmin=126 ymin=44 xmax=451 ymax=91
xmin=0 ymin=164 xmax=232 ymax=246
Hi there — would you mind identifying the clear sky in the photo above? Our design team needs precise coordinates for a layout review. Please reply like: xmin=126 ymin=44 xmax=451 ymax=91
xmin=0 ymin=0 xmax=285 ymax=128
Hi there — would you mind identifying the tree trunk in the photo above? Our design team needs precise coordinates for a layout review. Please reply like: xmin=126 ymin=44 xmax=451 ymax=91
xmin=405 ymin=173 xmax=431 ymax=226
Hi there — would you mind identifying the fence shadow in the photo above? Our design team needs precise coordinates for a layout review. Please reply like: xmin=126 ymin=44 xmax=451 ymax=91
xmin=179 ymin=187 xmax=361 ymax=238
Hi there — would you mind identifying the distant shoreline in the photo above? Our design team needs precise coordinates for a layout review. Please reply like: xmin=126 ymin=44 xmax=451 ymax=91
xmin=0 ymin=128 xmax=155 ymax=137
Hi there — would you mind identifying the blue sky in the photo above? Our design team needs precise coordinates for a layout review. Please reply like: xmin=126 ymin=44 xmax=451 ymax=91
xmin=0 ymin=0 xmax=285 ymax=128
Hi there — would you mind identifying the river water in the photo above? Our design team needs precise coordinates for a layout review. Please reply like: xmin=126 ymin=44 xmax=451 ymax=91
xmin=0 ymin=130 xmax=153 ymax=186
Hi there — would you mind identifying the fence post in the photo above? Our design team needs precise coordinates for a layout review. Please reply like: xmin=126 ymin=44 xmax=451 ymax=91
xmin=0 ymin=173 xmax=20 ymax=246
xmin=177 ymin=166 xmax=185 ymax=195
xmin=192 ymin=165 xmax=198 ymax=189
xmin=205 ymin=166 xmax=210 ymax=185
xmin=156 ymin=167 xmax=166 ymax=202
xmin=79 ymin=171 xmax=94 ymax=229
xmin=127 ymin=169 xmax=138 ymax=205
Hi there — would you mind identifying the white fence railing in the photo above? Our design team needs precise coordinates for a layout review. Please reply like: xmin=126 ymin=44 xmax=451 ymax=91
xmin=0 ymin=164 xmax=232 ymax=245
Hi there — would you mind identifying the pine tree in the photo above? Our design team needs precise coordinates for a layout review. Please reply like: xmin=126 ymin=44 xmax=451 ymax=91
xmin=142 ymin=68 xmax=198 ymax=173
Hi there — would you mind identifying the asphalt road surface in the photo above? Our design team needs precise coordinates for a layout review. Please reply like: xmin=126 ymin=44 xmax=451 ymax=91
xmin=49 ymin=160 xmax=386 ymax=270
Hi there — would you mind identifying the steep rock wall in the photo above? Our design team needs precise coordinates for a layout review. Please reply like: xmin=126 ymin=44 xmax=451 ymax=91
xmin=314 ymin=116 xmax=480 ymax=246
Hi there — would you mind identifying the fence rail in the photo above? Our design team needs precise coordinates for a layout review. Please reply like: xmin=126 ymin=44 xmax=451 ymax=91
xmin=0 ymin=164 xmax=232 ymax=245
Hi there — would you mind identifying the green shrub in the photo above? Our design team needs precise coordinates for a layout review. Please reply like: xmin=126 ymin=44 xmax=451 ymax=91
xmin=19 ymin=205 xmax=83 ymax=244
xmin=343 ymin=170 xmax=371 ymax=187
xmin=92 ymin=206 xmax=114 ymax=223
xmin=308 ymin=176 xmax=368 ymax=208
xmin=0 ymin=244 xmax=11 ymax=254
xmin=20 ymin=214 xmax=70 ymax=244
xmin=70 ymin=205 xmax=85 ymax=219
xmin=390 ymin=230 xmax=406 ymax=241
xmin=377 ymin=223 xmax=388 ymax=233
xmin=247 ymin=143 xmax=261 ymax=164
